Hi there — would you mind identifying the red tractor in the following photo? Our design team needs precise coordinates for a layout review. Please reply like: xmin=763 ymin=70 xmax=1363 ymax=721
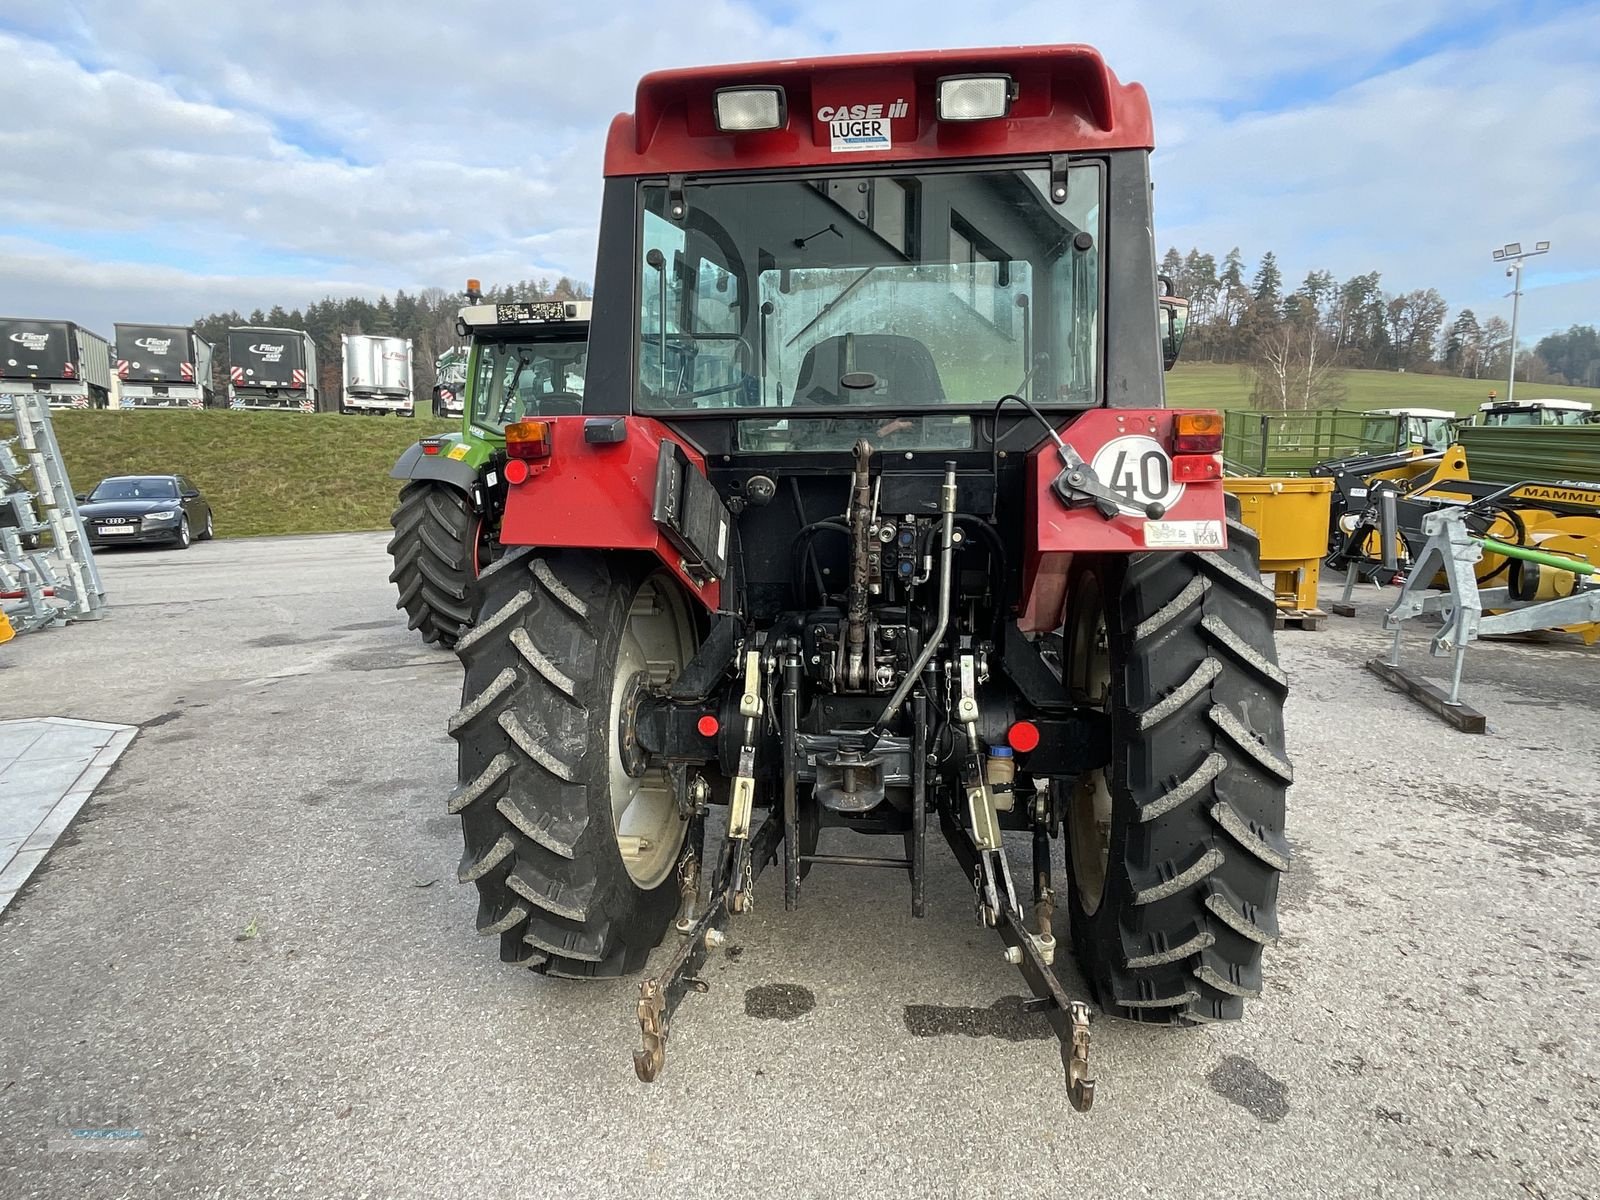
xmin=447 ymin=45 xmax=1289 ymax=1109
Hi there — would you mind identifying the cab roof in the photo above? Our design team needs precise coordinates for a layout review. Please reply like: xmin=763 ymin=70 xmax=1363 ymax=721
xmin=458 ymin=300 xmax=591 ymax=330
xmin=1479 ymin=397 xmax=1592 ymax=411
xmin=605 ymin=44 xmax=1152 ymax=177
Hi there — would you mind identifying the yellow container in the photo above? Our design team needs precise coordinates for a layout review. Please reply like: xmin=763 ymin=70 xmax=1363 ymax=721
xmin=1223 ymin=476 xmax=1334 ymax=618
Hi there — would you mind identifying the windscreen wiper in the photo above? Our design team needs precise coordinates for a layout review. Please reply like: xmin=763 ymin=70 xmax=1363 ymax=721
xmin=785 ymin=266 xmax=879 ymax=348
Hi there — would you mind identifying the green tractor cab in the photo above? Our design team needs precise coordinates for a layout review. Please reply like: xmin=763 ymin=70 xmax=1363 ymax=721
xmin=1476 ymin=397 xmax=1594 ymax=427
xmin=1362 ymin=407 xmax=1458 ymax=451
xmin=387 ymin=294 xmax=590 ymax=646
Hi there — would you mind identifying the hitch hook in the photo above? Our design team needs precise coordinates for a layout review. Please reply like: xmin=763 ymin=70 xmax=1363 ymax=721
xmin=1067 ymin=999 xmax=1095 ymax=1112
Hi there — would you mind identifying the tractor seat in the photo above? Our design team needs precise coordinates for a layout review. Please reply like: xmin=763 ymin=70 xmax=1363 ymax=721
xmin=793 ymin=334 xmax=945 ymax=406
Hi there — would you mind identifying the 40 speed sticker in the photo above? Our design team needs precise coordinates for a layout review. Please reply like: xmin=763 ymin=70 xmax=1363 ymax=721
xmin=1089 ymin=435 xmax=1186 ymax=517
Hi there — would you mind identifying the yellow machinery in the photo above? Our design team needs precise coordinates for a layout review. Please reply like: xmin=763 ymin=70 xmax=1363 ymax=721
xmin=1223 ymin=476 xmax=1334 ymax=628
xmin=1328 ymin=453 xmax=1600 ymax=645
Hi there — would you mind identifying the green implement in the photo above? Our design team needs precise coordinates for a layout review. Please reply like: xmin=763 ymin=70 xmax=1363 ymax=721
xmin=1476 ymin=535 xmax=1597 ymax=577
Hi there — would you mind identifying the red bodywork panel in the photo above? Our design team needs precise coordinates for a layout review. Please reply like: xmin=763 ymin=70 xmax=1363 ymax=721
xmin=605 ymin=45 xmax=1152 ymax=177
xmin=499 ymin=417 xmax=721 ymax=611
xmin=1018 ymin=409 xmax=1228 ymax=634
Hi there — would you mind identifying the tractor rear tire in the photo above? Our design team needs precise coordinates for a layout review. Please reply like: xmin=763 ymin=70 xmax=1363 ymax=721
xmin=1061 ymin=499 xmax=1290 ymax=1025
xmin=448 ymin=549 xmax=696 ymax=977
xmin=387 ymin=480 xmax=482 ymax=649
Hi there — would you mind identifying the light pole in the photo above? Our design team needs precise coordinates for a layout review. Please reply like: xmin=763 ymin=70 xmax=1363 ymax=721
xmin=1492 ymin=240 xmax=1550 ymax=406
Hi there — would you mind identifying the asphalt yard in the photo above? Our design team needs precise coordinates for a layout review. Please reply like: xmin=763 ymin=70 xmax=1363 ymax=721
xmin=1 ymin=533 xmax=1596 ymax=1198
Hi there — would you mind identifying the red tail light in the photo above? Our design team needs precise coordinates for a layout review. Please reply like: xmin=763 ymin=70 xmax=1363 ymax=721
xmin=1173 ymin=411 xmax=1224 ymax=454
xmin=1173 ymin=453 xmax=1222 ymax=482
xmin=504 ymin=458 xmax=531 ymax=484
xmin=1006 ymin=721 xmax=1041 ymax=753
xmin=505 ymin=419 xmax=553 ymax=461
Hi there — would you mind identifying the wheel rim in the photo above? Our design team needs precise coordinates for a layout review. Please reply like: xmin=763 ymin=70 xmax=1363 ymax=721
xmin=608 ymin=574 xmax=696 ymax=889
xmin=179 ymin=518 xmax=190 ymax=546
xmin=1065 ymin=570 xmax=1113 ymax=916
xmin=205 ymin=513 xmax=213 ymax=537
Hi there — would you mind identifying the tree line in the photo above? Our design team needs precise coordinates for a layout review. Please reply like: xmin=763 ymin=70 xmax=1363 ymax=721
xmin=186 ymin=258 xmax=1592 ymax=413
xmin=191 ymin=276 xmax=591 ymax=405
xmin=1160 ymin=247 xmax=1598 ymax=409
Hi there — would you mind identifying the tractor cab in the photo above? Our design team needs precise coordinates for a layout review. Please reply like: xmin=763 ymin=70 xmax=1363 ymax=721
xmin=458 ymin=297 xmax=591 ymax=433
xmin=1364 ymin=407 xmax=1457 ymax=450
xmin=1477 ymin=397 xmax=1594 ymax=427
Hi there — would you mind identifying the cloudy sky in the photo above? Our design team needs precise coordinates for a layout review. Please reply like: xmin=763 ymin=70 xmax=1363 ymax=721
xmin=1 ymin=1 xmax=1596 ymax=342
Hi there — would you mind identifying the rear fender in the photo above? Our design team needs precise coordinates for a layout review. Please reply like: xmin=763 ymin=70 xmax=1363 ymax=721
xmin=1019 ymin=408 xmax=1227 ymax=633
xmin=391 ymin=437 xmax=478 ymax=493
xmin=498 ymin=416 xmax=722 ymax=611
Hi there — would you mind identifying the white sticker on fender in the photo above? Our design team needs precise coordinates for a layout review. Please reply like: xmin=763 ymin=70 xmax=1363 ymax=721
xmin=1143 ymin=519 xmax=1225 ymax=549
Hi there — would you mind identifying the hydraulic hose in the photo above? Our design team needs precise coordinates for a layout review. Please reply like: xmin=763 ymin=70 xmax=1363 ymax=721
xmin=1477 ymin=536 xmax=1596 ymax=576
xmin=845 ymin=440 xmax=874 ymax=691
xmin=875 ymin=462 xmax=957 ymax=731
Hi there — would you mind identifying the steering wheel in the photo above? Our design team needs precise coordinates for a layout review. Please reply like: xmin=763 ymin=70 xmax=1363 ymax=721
xmin=648 ymin=332 xmax=758 ymax=408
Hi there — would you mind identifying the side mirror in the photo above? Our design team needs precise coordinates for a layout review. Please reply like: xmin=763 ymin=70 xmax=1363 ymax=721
xmin=182 ymin=490 xmax=200 ymax=499
xmin=75 ymin=493 xmax=87 ymax=502
xmin=1159 ymin=295 xmax=1190 ymax=372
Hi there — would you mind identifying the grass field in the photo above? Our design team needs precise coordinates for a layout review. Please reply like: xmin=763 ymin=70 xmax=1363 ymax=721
xmin=43 ymin=365 xmax=1600 ymax=538
xmin=1166 ymin=364 xmax=1600 ymax=416
xmin=54 ymin=410 xmax=454 ymax=538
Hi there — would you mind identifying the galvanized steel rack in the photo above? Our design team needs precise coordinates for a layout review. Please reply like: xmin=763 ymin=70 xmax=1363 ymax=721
xmin=0 ymin=391 xmax=106 ymax=633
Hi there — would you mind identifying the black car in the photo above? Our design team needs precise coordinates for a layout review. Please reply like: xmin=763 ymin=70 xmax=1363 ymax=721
xmin=77 ymin=474 xmax=214 ymax=549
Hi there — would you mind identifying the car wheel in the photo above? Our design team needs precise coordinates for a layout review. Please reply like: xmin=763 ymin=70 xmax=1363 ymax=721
xmin=200 ymin=510 xmax=215 ymax=541
xmin=173 ymin=516 xmax=191 ymax=550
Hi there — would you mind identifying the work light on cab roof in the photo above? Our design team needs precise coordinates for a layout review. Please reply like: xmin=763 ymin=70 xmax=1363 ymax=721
xmin=714 ymin=87 xmax=786 ymax=132
xmin=935 ymin=74 xmax=1016 ymax=121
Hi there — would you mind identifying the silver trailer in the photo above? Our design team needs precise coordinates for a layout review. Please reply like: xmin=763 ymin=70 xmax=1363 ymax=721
xmin=226 ymin=327 xmax=319 ymax=412
xmin=341 ymin=334 xmax=414 ymax=416
xmin=113 ymin=324 xmax=215 ymax=410
xmin=0 ymin=318 xmax=113 ymax=410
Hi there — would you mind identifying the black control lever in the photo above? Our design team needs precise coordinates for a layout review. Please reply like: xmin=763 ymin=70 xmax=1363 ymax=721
xmin=1050 ymin=442 xmax=1166 ymax=521
xmin=991 ymin=391 xmax=1166 ymax=523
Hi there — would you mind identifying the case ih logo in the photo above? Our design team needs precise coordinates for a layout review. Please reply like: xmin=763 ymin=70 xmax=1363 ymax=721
xmin=815 ymin=100 xmax=909 ymax=121
xmin=249 ymin=343 xmax=286 ymax=362
xmin=134 ymin=337 xmax=173 ymax=354
xmin=8 ymin=332 xmax=50 ymax=352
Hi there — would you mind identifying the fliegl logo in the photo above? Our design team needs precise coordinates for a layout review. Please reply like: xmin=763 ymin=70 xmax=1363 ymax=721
xmin=9 ymin=332 xmax=50 ymax=352
xmin=249 ymin=343 xmax=286 ymax=362
xmin=817 ymin=99 xmax=907 ymax=153
xmin=134 ymin=337 xmax=173 ymax=354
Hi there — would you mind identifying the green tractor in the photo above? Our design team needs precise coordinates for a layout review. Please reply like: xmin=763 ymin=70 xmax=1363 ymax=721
xmin=387 ymin=294 xmax=590 ymax=647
